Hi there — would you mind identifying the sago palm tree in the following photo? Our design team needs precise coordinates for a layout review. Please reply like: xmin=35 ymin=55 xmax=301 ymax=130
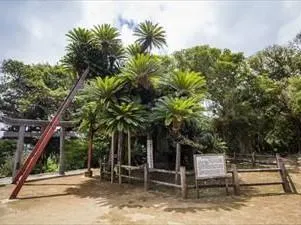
xmin=100 ymin=101 xmax=147 ymax=182
xmin=134 ymin=20 xmax=167 ymax=53
xmin=62 ymin=27 xmax=96 ymax=75
xmin=121 ymin=54 xmax=162 ymax=90
xmin=153 ymin=96 xmax=204 ymax=182
xmin=161 ymin=70 xmax=206 ymax=98
xmin=92 ymin=24 xmax=125 ymax=72
xmin=121 ymin=53 xmax=163 ymax=168
xmin=74 ymin=100 xmax=101 ymax=176
xmin=77 ymin=76 xmax=125 ymax=177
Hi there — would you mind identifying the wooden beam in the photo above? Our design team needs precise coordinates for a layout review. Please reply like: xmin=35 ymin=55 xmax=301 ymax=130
xmin=150 ymin=180 xmax=181 ymax=188
xmin=1 ymin=116 xmax=75 ymax=127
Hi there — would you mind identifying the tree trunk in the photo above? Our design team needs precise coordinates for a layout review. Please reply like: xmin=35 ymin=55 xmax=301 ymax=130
xmin=175 ymin=142 xmax=181 ymax=184
xmin=87 ymin=129 xmax=93 ymax=172
xmin=117 ymin=132 xmax=124 ymax=165
xmin=110 ymin=131 xmax=116 ymax=183
xmin=128 ymin=130 xmax=131 ymax=166
xmin=147 ymin=133 xmax=154 ymax=168
xmin=128 ymin=130 xmax=131 ymax=178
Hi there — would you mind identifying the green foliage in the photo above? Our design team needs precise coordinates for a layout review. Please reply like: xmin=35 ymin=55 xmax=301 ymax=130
xmin=153 ymin=96 xmax=204 ymax=133
xmin=160 ymin=70 xmax=206 ymax=98
xmin=287 ymin=76 xmax=301 ymax=115
xmin=62 ymin=25 xmax=124 ymax=77
xmin=100 ymin=102 xmax=147 ymax=133
xmin=42 ymin=155 xmax=59 ymax=173
xmin=0 ymin=60 xmax=74 ymax=119
xmin=64 ymin=138 xmax=109 ymax=170
xmin=121 ymin=54 xmax=162 ymax=89
xmin=0 ymin=156 xmax=13 ymax=177
xmin=0 ymin=140 xmax=16 ymax=166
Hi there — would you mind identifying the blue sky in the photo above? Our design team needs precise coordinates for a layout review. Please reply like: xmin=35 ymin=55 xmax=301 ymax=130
xmin=1 ymin=1 xmax=301 ymax=64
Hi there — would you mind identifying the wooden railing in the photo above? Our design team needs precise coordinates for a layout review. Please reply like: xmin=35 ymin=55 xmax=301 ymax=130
xmin=99 ymin=154 xmax=296 ymax=199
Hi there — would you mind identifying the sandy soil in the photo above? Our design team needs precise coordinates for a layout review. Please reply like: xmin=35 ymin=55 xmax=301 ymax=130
xmin=0 ymin=169 xmax=300 ymax=225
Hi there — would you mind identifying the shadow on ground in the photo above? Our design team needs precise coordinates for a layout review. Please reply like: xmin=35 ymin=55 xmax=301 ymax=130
xmin=59 ymin=175 xmax=262 ymax=214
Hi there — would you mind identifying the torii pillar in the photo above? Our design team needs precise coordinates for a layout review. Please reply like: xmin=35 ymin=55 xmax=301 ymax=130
xmin=12 ymin=125 xmax=25 ymax=182
xmin=59 ymin=127 xmax=65 ymax=175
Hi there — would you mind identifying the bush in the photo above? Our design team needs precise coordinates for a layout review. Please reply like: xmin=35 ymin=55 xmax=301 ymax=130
xmin=42 ymin=155 xmax=59 ymax=173
xmin=0 ymin=155 xmax=13 ymax=177
xmin=0 ymin=140 xmax=16 ymax=166
xmin=64 ymin=136 xmax=110 ymax=171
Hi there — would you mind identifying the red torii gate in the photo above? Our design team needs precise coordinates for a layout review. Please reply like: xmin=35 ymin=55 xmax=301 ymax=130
xmin=9 ymin=68 xmax=89 ymax=199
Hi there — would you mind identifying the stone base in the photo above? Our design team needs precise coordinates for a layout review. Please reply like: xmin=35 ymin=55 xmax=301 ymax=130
xmin=84 ymin=170 xmax=93 ymax=177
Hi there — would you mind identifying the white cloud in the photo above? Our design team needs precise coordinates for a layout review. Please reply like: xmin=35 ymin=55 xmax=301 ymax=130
xmin=1 ymin=1 xmax=301 ymax=64
xmin=277 ymin=12 xmax=301 ymax=45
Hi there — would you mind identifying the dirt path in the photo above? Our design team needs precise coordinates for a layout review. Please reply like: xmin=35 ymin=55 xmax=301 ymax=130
xmin=0 ymin=170 xmax=300 ymax=224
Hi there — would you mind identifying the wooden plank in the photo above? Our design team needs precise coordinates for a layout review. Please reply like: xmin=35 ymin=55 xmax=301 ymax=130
xmin=240 ymin=182 xmax=284 ymax=186
xmin=120 ymin=175 xmax=144 ymax=181
xmin=185 ymin=171 xmax=195 ymax=175
xmin=180 ymin=166 xmax=187 ymax=199
xmin=233 ymin=168 xmax=280 ymax=173
xmin=149 ymin=168 xmax=176 ymax=174
xmin=120 ymin=165 xmax=142 ymax=170
xmin=196 ymin=183 xmax=233 ymax=188
xmin=150 ymin=180 xmax=181 ymax=188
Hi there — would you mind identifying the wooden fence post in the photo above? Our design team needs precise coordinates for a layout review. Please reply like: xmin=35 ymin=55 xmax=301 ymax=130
xmin=118 ymin=163 xmax=122 ymax=185
xmin=277 ymin=158 xmax=292 ymax=193
xmin=232 ymin=164 xmax=240 ymax=195
xmin=144 ymin=163 xmax=149 ymax=191
xmin=99 ymin=158 xmax=102 ymax=182
xmin=180 ymin=166 xmax=187 ymax=199
xmin=251 ymin=152 xmax=256 ymax=168
xmin=233 ymin=152 xmax=236 ymax=163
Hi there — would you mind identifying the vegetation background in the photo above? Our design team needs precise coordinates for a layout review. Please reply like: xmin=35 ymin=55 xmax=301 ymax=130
xmin=1 ymin=21 xmax=301 ymax=176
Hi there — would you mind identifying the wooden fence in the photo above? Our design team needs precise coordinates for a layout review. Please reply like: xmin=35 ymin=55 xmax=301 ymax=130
xmin=99 ymin=153 xmax=296 ymax=199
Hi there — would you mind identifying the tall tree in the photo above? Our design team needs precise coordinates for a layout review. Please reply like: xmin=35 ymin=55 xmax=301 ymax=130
xmin=134 ymin=20 xmax=167 ymax=53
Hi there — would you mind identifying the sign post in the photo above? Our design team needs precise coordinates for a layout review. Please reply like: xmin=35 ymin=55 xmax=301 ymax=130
xmin=193 ymin=154 xmax=228 ymax=197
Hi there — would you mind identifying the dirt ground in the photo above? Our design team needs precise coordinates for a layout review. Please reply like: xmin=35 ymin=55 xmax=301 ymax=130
xmin=0 ymin=169 xmax=301 ymax=225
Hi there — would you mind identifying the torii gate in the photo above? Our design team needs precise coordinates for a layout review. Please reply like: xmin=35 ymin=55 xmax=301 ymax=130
xmin=7 ymin=68 xmax=89 ymax=199
xmin=0 ymin=116 xmax=76 ymax=179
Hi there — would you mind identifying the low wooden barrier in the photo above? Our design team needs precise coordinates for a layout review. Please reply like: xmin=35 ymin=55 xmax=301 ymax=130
xmin=99 ymin=154 xmax=296 ymax=198
xmin=227 ymin=152 xmax=278 ymax=166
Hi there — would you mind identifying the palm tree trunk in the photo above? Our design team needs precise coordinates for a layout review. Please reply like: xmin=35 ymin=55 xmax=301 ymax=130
xmin=128 ymin=130 xmax=131 ymax=178
xmin=147 ymin=133 xmax=154 ymax=168
xmin=117 ymin=132 xmax=124 ymax=165
xmin=110 ymin=131 xmax=115 ymax=183
xmin=86 ymin=128 xmax=93 ymax=177
xmin=175 ymin=142 xmax=181 ymax=184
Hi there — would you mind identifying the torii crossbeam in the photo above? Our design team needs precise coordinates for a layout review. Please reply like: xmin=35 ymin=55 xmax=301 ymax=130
xmin=9 ymin=68 xmax=89 ymax=199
